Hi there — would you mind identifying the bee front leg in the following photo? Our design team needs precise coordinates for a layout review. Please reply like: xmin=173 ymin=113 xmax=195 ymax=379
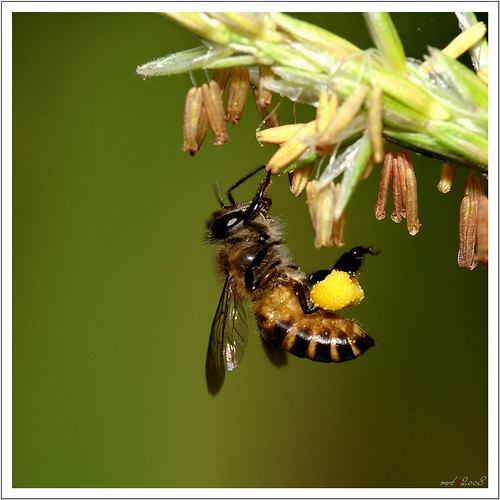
xmin=244 ymin=247 xmax=269 ymax=291
xmin=309 ymin=246 xmax=380 ymax=284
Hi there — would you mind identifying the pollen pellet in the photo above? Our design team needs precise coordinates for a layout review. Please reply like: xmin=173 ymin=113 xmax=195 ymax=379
xmin=310 ymin=270 xmax=364 ymax=311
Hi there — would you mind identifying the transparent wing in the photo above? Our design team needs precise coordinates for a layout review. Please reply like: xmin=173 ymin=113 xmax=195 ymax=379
xmin=260 ymin=336 xmax=288 ymax=368
xmin=205 ymin=277 xmax=249 ymax=395
xmin=224 ymin=291 xmax=248 ymax=372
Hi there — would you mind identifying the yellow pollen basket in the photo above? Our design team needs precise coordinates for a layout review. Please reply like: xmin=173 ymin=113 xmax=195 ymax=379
xmin=310 ymin=270 xmax=364 ymax=311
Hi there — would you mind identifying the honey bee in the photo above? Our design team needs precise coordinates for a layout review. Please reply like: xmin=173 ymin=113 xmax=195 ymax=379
xmin=205 ymin=166 xmax=377 ymax=395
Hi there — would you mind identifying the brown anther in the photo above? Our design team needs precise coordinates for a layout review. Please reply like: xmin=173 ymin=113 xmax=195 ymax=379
xmin=253 ymin=88 xmax=281 ymax=128
xmin=211 ymin=12 xmax=264 ymax=39
xmin=257 ymin=66 xmax=274 ymax=107
xmin=315 ymin=90 xmax=338 ymax=135
xmin=266 ymin=121 xmax=317 ymax=174
xmin=201 ymin=81 xmax=228 ymax=146
xmin=256 ymin=123 xmax=307 ymax=145
xmin=332 ymin=183 xmax=346 ymax=247
xmin=458 ymin=177 xmax=483 ymax=269
xmin=374 ymin=150 xmax=394 ymax=220
xmin=212 ymin=67 xmax=233 ymax=95
xmin=402 ymin=152 xmax=420 ymax=235
xmin=225 ymin=67 xmax=250 ymax=125
xmin=458 ymin=193 xmax=471 ymax=268
xmin=368 ymin=86 xmax=384 ymax=164
xmin=306 ymin=180 xmax=336 ymax=249
xmin=475 ymin=195 xmax=488 ymax=268
xmin=315 ymin=90 xmax=337 ymax=157
xmin=316 ymin=85 xmax=367 ymax=147
xmin=420 ymin=22 xmax=487 ymax=73
xmin=390 ymin=151 xmax=407 ymax=223
xmin=361 ymin=159 xmax=374 ymax=180
xmin=288 ymin=162 xmax=314 ymax=197
xmin=195 ymin=100 xmax=209 ymax=150
xmin=182 ymin=87 xmax=204 ymax=156
xmin=442 ymin=22 xmax=487 ymax=60
xmin=437 ymin=163 xmax=458 ymax=193
xmin=333 ymin=213 xmax=347 ymax=247
xmin=477 ymin=64 xmax=488 ymax=85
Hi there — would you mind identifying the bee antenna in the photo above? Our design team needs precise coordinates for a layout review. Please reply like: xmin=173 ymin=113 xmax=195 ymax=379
xmin=213 ymin=182 xmax=228 ymax=208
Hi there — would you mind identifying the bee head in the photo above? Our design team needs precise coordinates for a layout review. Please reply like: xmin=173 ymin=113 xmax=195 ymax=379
xmin=207 ymin=168 xmax=272 ymax=241
xmin=206 ymin=197 xmax=271 ymax=240
xmin=207 ymin=205 xmax=249 ymax=239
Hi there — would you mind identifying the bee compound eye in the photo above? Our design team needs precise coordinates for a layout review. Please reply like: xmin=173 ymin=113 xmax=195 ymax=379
xmin=212 ymin=212 xmax=244 ymax=238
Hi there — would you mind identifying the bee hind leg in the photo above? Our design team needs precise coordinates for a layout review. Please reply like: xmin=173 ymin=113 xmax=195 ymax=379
xmin=309 ymin=246 xmax=380 ymax=283
xmin=293 ymin=281 xmax=320 ymax=314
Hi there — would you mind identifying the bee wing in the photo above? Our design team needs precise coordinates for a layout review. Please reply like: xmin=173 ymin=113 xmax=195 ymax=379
xmin=206 ymin=277 xmax=249 ymax=395
xmin=260 ymin=336 xmax=288 ymax=368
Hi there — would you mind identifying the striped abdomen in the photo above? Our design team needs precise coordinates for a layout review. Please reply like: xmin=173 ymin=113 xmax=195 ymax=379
xmin=251 ymin=282 xmax=375 ymax=363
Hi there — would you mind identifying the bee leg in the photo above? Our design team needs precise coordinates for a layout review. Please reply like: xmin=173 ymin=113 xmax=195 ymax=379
xmin=293 ymin=281 xmax=320 ymax=314
xmin=244 ymin=246 xmax=269 ymax=291
xmin=309 ymin=269 xmax=331 ymax=284
xmin=309 ymin=246 xmax=380 ymax=283
xmin=333 ymin=246 xmax=380 ymax=276
xmin=243 ymin=170 xmax=273 ymax=221
xmin=226 ymin=165 xmax=267 ymax=206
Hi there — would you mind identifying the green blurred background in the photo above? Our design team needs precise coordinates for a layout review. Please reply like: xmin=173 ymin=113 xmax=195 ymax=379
xmin=13 ymin=12 xmax=488 ymax=488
